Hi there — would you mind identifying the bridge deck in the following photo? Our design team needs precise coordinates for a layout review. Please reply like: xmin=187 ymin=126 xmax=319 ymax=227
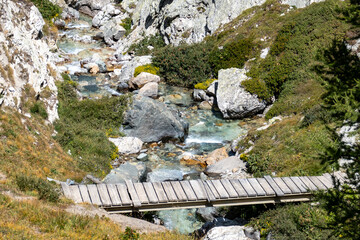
xmin=61 ymin=172 xmax=346 ymax=213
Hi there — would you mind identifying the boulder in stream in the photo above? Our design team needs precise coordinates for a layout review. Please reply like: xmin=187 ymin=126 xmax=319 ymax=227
xmin=146 ymin=169 xmax=183 ymax=182
xmin=102 ymin=162 xmax=146 ymax=184
xmin=205 ymin=156 xmax=246 ymax=177
xmin=216 ymin=68 xmax=267 ymax=119
xmin=129 ymin=72 xmax=161 ymax=89
xmin=109 ymin=137 xmax=143 ymax=154
xmin=138 ymin=82 xmax=159 ymax=98
xmin=122 ymin=95 xmax=189 ymax=143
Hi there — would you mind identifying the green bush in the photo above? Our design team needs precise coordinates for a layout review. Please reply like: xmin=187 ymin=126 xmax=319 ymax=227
xmin=30 ymin=102 xmax=48 ymax=119
xmin=128 ymin=34 xmax=166 ymax=56
xmin=121 ymin=227 xmax=139 ymax=240
xmin=153 ymin=42 xmax=214 ymax=87
xmin=209 ymin=37 xmax=255 ymax=77
xmin=55 ymin=78 xmax=130 ymax=176
xmin=120 ymin=17 xmax=132 ymax=36
xmin=249 ymin=203 xmax=336 ymax=239
xmin=30 ymin=0 xmax=61 ymax=21
xmin=134 ymin=64 xmax=159 ymax=77
xmin=16 ymin=175 xmax=60 ymax=202
xmin=194 ymin=79 xmax=216 ymax=90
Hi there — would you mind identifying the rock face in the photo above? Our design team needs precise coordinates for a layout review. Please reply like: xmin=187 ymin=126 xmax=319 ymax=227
xmin=0 ymin=0 xmax=59 ymax=122
xmin=122 ymin=95 xmax=189 ymax=142
xmin=216 ymin=68 xmax=267 ymax=119
xmin=102 ymin=162 xmax=146 ymax=183
xmin=205 ymin=156 xmax=246 ymax=177
xmin=109 ymin=137 xmax=144 ymax=154
xmin=114 ymin=0 xmax=324 ymax=52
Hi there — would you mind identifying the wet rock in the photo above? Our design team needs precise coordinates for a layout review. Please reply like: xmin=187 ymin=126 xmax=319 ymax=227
xmin=199 ymin=101 xmax=212 ymax=110
xmin=205 ymin=147 xmax=229 ymax=166
xmin=85 ymin=63 xmax=99 ymax=74
xmin=180 ymin=155 xmax=206 ymax=168
xmin=137 ymin=153 xmax=148 ymax=160
xmin=123 ymin=95 xmax=189 ymax=143
xmin=102 ymin=162 xmax=146 ymax=183
xmin=205 ymin=156 xmax=246 ymax=177
xmin=138 ymin=82 xmax=158 ymax=98
xmin=216 ymin=68 xmax=267 ymax=119
xmin=109 ymin=137 xmax=143 ymax=154
xmin=146 ymin=169 xmax=183 ymax=182
xmin=129 ymin=72 xmax=160 ymax=89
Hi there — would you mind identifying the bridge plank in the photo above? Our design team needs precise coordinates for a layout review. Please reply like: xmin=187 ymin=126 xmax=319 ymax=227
xmin=125 ymin=180 xmax=141 ymax=207
xmin=171 ymin=181 xmax=188 ymax=201
xmin=298 ymin=177 xmax=318 ymax=191
xmin=290 ymin=177 xmax=309 ymax=193
xmin=189 ymin=180 xmax=207 ymax=200
xmin=203 ymin=181 xmax=217 ymax=201
xmin=334 ymin=172 xmax=345 ymax=184
xmin=153 ymin=182 xmax=168 ymax=203
xmin=106 ymin=184 xmax=122 ymax=205
xmin=220 ymin=179 xmax=238 ymax=198
xmin=273 ymin=178 xmax=292 ymax=194
xmin=134 ymin=183 xmax=149 ymax=204
xmin=239 ymin=179 xmax=257 ymax=197
xmin=248 ymin=178 xmax=266 ymax=196
xmin=308 ymin=176 xmax=327 ymax=190
xmin=143 ymin=182 xmax=159 ymax=203
xmin=317 ymin=176 xmax=334 ymax=189
xmin=97 ymin=184 xmax=112 ymax=206
xmin=257 ymin=178 xmax=276 ymax=196
xmin=205 ymin=180 xmax=221 ymax=199
xmin=229 ymin=179 xmax=248 ymax=197
xmin=61 ymin=183 xmax=72 ymax=200
xmin=181 ymin=181 xmax=197 ymax=201
xmin=79 ymin=185 xmax=92 ymax=204
xmin=263 ymin=176 xmax=284 ymax=197
xmin=162 ymin=182 xmax=178 ymax=202
xmin=211 ymin=180 xmax=229 ymax=199
xmin=116 ymin=184 xmax=132 ymax=205
xmin=87 ymin=184 xmax=102 ymax=205
xmin=282 ymin=177 xmax=301 ymax=194
xmin=69 ymin=185 xmax=83 ymax=203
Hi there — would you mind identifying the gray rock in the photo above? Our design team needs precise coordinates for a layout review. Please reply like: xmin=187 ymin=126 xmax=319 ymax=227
xmin=117 ymin=82 xmax=129 ymax=91
xmin=206 ymin=81 xmax=218 ymax=97
xmin=54 ymin=19 xmax=66 ymax=29
xmin=205 ymin=156 xmax=246 ymax=177
xmin=138 ymin=82 xmax=158 ymax=98
xmin=146 ymin=169 xmax=183 ymax=182
xmin=109 ymin=137 xmax=144 ymax=154
xmin=244 ymin=227 xmax=261 ymax=240
xmin=137 ymin=153 xmax=148 ymax=160
xmin=102 ymin=162 xmax=146 ymax=183
xmin=115 ymin=55 xmax=152 ymax=83
xmin=203 ymin=226 xmax=248 ymax=240
xmin=122 ymin=95 xmax=189 ymax=142
xmin=61 ymin=7 xmax=80 ymax=20
xmin=216 ymin=68 xmax=267 ymax=119
xmin=193 ymin=89 xmax=213 ymax=102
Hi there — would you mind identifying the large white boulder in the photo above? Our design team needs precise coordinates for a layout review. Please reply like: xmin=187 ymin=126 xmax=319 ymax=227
xmin=109 ymin=137 xmax=144 ymax=154
xmin=216 ymin=68 xmax=267 ymax=119
xmin=129 ymin=72 xmax=160 ymax=89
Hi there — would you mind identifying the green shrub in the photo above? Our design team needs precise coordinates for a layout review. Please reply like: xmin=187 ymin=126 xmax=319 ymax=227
xmin=242 ymin=77 xmax=271 ymax=101
xmin=209 ymin=37 xmax=255 ymax=77
xmin=249 ymin=203 xmax=336 ymax=239
xmin=55 ymin=78 xmax=130 ymax=176
xmin=121 ymin=227 xmax=139 ymax=240
xmin=30 ymin=102 xmax=48 ymax=119
xmin=120 ymin=17 xmax=132 ymax=36
xmin=15 ymin=175 xmax=60 ymax=202
xmin=153 ymin=42 xmax=214 ymax=87
xmin=128 ymin=33 xmax=166 ymax=56
xmin=194 ymin=79 xmax=216 ymax=90
xmin=30 ymin=0 xmax=61 ymax=21
xmin=134 ymin=64 xmax=159 ymax=77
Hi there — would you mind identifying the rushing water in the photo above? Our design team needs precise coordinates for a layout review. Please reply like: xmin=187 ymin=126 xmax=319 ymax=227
xmin=57 ymin=15 xmax=247 ymax=233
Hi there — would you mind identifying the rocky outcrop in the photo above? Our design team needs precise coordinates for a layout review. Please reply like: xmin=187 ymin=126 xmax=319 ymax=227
xmin=122 ymin=95 xmax=189 ymax=142
xmin=114 ymin=0 xmax=324 ymax=52
xmin=0 ymin=0 xmax=59 ymax=122
xmin=109 ymin=137 xmax=144 ymax=154
xmin=216 ymin=68 xmax=267 ymax=119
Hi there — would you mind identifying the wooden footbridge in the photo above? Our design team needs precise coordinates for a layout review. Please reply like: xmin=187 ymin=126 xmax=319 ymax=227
xmin=61 ymin=172 xmax=347 ymax=213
